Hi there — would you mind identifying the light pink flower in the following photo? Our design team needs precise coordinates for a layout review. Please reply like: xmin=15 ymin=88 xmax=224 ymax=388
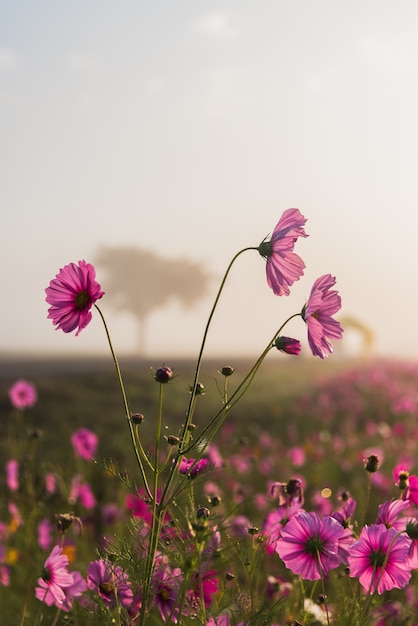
xmin=6 ymin=460 xmax=19 ymax=491
xmin=276 ymin=511 xmax=345 ymax=580
xmin=69 ymin=475 xmax=96 ymax=509
xmin=35 ymin=545 xmax=74 ymax=607
xmin=45 ymin=260 xmax=104 ymax=335
xmin=60 ymin=570 xmax=87 ymax=612
xmin=71 ymin=428 xmax=98 ymax=460
xmin=38 ymin=518 xmax=54 ymax=551
xmin=258 ymin=208 xmax=308 ymax=296
xmin=348 ymin=524 xmax=412 ymax=594
xmin=302 ymin=274 xmax=343 ymax=358
xmin=8 ymin=379 xmax=37 ymax=410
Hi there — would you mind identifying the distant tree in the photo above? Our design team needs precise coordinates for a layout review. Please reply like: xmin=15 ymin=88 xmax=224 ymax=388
xmin=95 ymin=246 xmax=213 ymax=354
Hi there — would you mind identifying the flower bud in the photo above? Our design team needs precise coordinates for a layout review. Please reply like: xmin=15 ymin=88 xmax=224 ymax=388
xmin=154 ymin=366 xmax=173 ymax=383
xmin=364 ymin=454 xmax=380 ymax=473
xmin=167 ymin=435 xmax=180 ymax=446
xmin=397 ymin=470 xmax=409 ymax=491
xmin=196 ymin=506 xmax=210 ymax=519
xmin=220 ymin=366 xmax=235 ymax=377
xmin=274 ymin=336 xmax=301 ymax=355
xmin=189 ymin=382 xmax=205 ymax=395
xmin=131 ymin=413 xmax=144 ymax=424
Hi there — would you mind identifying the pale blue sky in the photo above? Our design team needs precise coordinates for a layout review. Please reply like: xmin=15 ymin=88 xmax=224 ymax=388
xmin=1 ymin=1 xmax=417 ymax=359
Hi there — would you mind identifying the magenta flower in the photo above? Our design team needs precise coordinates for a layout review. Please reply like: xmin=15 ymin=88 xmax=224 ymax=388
xmin=348 ymin=524 xmax=412 ymax=594
xmin=187 ymin=569 xmax=219 ymax=612
xmin=152 ymin=561 xmax=182 ymax=622
xmin=276 ymin=511 xmax=345 ymax=580
xmin=8 ymin=379 xmax=37 ymax=410
xmin=35 ymin=545 xmax=74 ymax=607
xmin=71 ymin=428 xmax=98 ymax=460
xmin=87 ymin=559 xmax=133 ymax=608
xmin=45 ymin=260 xmax=104 ymax=335
xmin=258 ymin=208 xmax=308 ymax=296
xmin=6 ymin=460 xmax=19 ymax=491
xmin=179 ymin=457 xmax=209 ymax=479
xmin=375 ymin=498 xmax=411 ymax=531
xmin=302 ymin=274 xmax=343 ymax=358
xmin=274 ymin=336 xmax=301 ymax=355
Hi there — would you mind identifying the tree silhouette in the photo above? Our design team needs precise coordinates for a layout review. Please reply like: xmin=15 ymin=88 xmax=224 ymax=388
xmin=95 ymin=245 xmax=213 ymax=354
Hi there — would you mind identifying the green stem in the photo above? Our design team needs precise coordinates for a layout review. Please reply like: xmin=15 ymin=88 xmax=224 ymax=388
xmin=183 ymin=312 xmax=302 ymax=455
xmin=95 ymin=304 xmax=152 ymax=500
xmin=157 ymin=247 xmax=257 ymax=508
xmin=140 ymin=382 xmax=165 ymax=624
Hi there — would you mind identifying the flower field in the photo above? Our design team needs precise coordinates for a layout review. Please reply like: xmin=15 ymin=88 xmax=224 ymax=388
xmin=1 ymin=209 xmax=418 ymax=625
xmin=2 ymin=356 xmax=418 ymax=625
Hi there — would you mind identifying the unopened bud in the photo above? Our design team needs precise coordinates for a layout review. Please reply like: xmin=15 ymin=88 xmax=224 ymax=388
xmin=364 ymin=454 xmax=380 ymax=473
xmin=167 ymin=435 xmax=180 ymax=445
xmin=131 ymin=413 xmax=144 ymax=424
xmin=220 ymin=366 xmax=235 ymax=377
xmin=398 ymin=470 xmax=409 ymax=491
xmin=154 ymin=366 xmax=173 ymax=383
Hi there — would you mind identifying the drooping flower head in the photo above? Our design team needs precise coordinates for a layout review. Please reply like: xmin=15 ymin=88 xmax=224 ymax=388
xmin=276 ymin=511 xmax=345 ymax=580
xmin=348 ymin=524 xmax=412 ymax=594
xmin=8 ymin=379 xmax=38 ymax=410
xmin=87 ymin=559 xmax=133 ymax=608
xmin=35 ymin=545 xmax=74 ymax=607
xmin=302 ymin=274 xmax=343 ymax=358
xmin=71 ymin=428 xmax=98 ymax=460
xmin=45 ymin=260 xmax=104 ymax=335
xmin=258 ymin=208 xmax=308 ymax=296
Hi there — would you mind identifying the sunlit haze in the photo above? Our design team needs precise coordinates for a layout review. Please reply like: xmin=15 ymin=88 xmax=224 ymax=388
xmin=1 ymin=1 xmax=417 ymax=360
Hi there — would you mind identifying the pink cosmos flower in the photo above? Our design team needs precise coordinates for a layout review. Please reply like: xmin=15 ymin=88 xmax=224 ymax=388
xmin=276 ymin=511 xmax=345 ymax=580
xmin=375 ymin=498 xmax=411 ymax=531
xmin=35 ymin=545 xmax=74 ymax=607
xmin=60 ymin=570 xmax=87 ymax=612
xmin=348 ymin=524 xmax=412 ymax=594
xmin=302 ymin=274 xmax=343 ymax=358
xmin=186 ymin=570 xmax=219 ymax=613
xmin=71 ymin=428 xmax=98 ymax=460
xmin=263 ymin=502 xmax=304 ymax=555
xmin=258 ymin=208 xmax=308 ymax=296
xmin=45 ymin=260 xmax=104 ymax=335
xmin=179 ymin=457 xmax=209 ymax=479
xmin=38 ymin=518 xmax=54 ymax=551
xmin=69 ymin=475 xmax=96 ymax=509
xmin=6 ymin=460 xmax=19 ymax=491
xmin=8 ymin=379 xmax=37 ymax=410
xmin=87 ymin=559 xmax=133 ymax=608
xmin=152 ymin=560 xmax=182 ymax=622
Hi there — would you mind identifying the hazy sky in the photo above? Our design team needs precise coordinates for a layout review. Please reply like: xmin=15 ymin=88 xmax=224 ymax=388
xmin=1 ymin=1 xmax=418 ymax=360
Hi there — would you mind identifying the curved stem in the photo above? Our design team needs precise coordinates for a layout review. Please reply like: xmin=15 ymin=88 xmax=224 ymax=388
xmin=157 ymin=247 xmax=257 ymax=507
xmin=95 ymin=305 xmax=152 ymax=500
xmin=183 ymin=312 xmax=302 ymax=454
xmin=168 ymin=313 xmax=302 ymax=503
